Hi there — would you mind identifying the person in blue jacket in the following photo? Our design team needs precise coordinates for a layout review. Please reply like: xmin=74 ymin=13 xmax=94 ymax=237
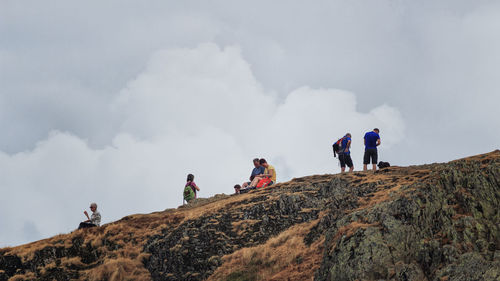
xmin=363 ymin=128 xmax=381 ymax=171
xmin=338 ymin=133 xmax=354 ymax=173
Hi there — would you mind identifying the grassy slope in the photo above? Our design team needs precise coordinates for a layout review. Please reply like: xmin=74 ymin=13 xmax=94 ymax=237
xmin=1 ymin=150 xmax=498 ymax=281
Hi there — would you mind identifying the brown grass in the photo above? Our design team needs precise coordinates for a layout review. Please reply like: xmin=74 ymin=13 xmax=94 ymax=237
xmin=348 ymin=167 xmax=433 ymax=211
xmin=232 ymin=220 xmax=261 ymax=236
xmin=84 ymin=257 xmax=151 ymax=281
xmin=6 ymin=233 xmax=72 ymax=262
xmin=208 ymin=220 xmax=324 ymax=281
xmin=333 ymin=221 xmax=381 ymax=242
xmin=61 ymin=256 xmax=86 ymax=268
xmin=2 ymin=211 xmax=171 ymax=280
xmin=7 ymin=271 xmax=37 ymax=281
xmin=357 ymin=185 xmax=402 ymax=209
xmin=452 ymin=149 xmax=499 ymax=164
xmin=1 ymin=187 xmax=289 ymax=280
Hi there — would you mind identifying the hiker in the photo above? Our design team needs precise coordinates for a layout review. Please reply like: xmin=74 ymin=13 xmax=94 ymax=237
xmin=363 ymin=128 xmax=381 ymax=171
xmin=338 ymin=133 xmax=354 ymax=173
xmin=240 ymin=158 xmax=265 ymax=190
xmin=236 ymin=158 xmax=266 ymax=194
xmin=183 ymin=174 xmax=200 ymax=203
xmin=78 ymin=203 xmax=101 ymax=229
xmin=248 ymin=158 xmax=276 ymax=188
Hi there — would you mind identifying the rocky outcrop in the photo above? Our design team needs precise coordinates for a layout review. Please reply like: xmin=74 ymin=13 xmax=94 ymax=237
xmin=144 ymin=183 xmax=323 ymax=280
xmin=1 ymin=151 xmax=499 ymax=281
xmin=0 ymin=236 xmax=101 ymax=280
xmin=315 ymin=158 xmax=500 ymax=281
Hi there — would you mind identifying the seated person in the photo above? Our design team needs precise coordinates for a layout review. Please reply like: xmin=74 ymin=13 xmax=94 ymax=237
xmin=236 ymin=158 xmax=265 ymax=194
xmin=234 ymin=184 xmax=242 ymax=194
xmin=244 ymin=158 xmax=265 ymax=188
xmin=78 ymin=202 xmax=101 ymax=229
xmin=248 ymin=158 xmax=276 ymax=188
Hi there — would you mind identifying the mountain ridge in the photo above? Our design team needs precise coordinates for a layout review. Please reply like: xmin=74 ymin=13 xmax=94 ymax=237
xmin=1 ymin=150 xmax=499 ymax=281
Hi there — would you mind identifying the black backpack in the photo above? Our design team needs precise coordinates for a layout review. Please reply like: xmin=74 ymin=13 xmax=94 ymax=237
xmin=332 ymin=137 xmax=344 ymax=157
xmin=378 ymin=161 xmax=391 ymax=169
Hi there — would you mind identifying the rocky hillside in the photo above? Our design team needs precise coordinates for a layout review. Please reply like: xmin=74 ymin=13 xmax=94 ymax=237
xmin=1 ymin=151 xmax=499 ymax=281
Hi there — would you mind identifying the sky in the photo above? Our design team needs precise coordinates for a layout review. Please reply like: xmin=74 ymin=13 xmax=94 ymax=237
xmin=1 ymin=0 xmax=499 ymax=247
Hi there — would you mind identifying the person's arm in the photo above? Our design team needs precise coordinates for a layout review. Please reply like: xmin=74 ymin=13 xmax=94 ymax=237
xmin=345 ymin=139 xmax=351 ymax=152
xmin=253 ymin=174 xmax=264 ymax=180
xmin=376 ymin=138 xmax=381 ymax=146
xmin=253 ymin=167 xmax=265 ymax=178
xmin=193 ymin=183 xmax=200 ymax=191
xmin=84 ymin=210 xmax=90 ymax=221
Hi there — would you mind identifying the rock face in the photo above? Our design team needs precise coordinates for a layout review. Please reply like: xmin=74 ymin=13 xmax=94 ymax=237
xmin=314 ymin=157 xmax=500 ymax=281
xmin=0 ymin=236 xmax=101 ymax=281
xmin=1 ymin=151 xmax=499 ymax=281
xmin=144 ymin=186 xmax=322 ymax=280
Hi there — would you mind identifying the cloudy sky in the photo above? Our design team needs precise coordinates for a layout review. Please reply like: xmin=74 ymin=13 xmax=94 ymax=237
xmin=1 ymin=0 xmax=499 ymax=247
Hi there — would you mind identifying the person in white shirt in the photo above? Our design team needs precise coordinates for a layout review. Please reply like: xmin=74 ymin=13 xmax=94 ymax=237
xmin=78 ymin=202 xmax=101 ymax=229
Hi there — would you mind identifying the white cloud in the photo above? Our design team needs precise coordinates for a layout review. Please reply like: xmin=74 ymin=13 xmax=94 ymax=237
xmin=0 ymin=43 xmax=404 ymax=247
xmin=2 ymin=0 xmax=499 ymax=160
xmin=3 ymin=0 xmax=499 ymax=249
xmin=113 ymin=44 xmax=276 ymax=139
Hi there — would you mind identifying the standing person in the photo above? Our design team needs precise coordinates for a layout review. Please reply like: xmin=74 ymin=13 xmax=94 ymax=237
xmin=363 ymin=128 xmax=381 ymax=171
xmin=339 ymin=133 xmax=354 ymax=173
xmin=184 ymin=174 xmax=200 ymax=203
xmin=78 ymin=203 xmax=101 ymax=229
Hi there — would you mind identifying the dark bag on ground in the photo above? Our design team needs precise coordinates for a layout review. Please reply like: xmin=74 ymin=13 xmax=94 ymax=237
xmin=378 ymin=161 xmax=391 ymax=169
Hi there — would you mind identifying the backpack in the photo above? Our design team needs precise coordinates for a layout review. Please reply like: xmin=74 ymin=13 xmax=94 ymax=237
xmin=256 ymin=177 xmax=272 ymax=188
xmin=377 ymin=161 xmax=391 ymax=169
xmin=332 ymin=137 xmax=345 ymax=157
xmin=183 ymin=185 xmax=195 ymax=202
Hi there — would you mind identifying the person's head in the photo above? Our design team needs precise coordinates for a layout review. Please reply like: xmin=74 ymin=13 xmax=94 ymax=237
xmin=259 ymin=158 xmax=268 ymax=167
xmin=187 ymin=174 xmax=194 ymax=182
xmin=234 ymin=184 xmax=241 ymax=194
xmin=373 ymin=128 xmax=380 ymax=133
xmin=346 ymin=133 xmax=351 ymax=138
xmin=253 ymin=158 xmax=260 ymax=167
xmin=90 ymin=203 xmax=97 ymax=212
